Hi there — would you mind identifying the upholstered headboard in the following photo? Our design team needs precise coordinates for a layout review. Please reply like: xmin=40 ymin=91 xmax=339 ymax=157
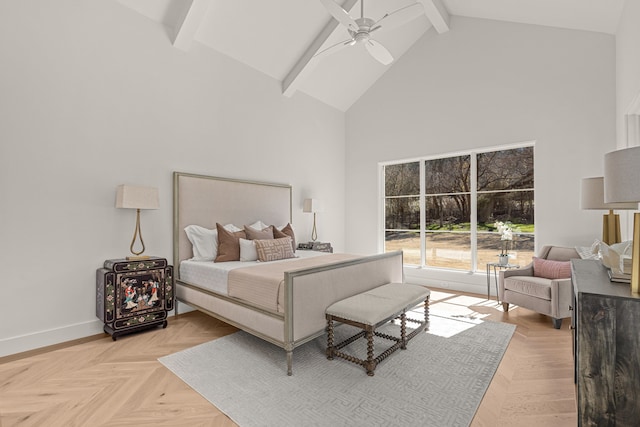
xmin=173 ymin=172 xmax=292 ymax=270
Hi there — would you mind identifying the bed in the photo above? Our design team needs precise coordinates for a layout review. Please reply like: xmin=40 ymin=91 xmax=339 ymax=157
xmin=172 ymin=172 xmax=404 ymax=375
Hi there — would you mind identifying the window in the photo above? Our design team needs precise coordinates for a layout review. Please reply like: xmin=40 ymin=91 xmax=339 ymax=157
xmin=383 ymin=145 xmax=534 ymax=272
xmin=385 ymin=162 xmax=420 ymax=264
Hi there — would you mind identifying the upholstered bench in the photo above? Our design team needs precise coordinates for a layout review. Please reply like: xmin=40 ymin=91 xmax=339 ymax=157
xmin=325 ymin=282 xmax=430 ymax=376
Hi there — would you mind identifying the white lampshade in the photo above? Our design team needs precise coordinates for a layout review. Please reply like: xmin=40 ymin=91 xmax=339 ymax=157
xmin=581 ymin=177 xmax=637 ymax=210
xmin=604 ymin=146 xmax=640 ymax=293
xmin=303 ymin=198 xmax=322 ymax=213
xmin=604 ymin=146 xmax=640 ymax=204
xmin=116 ymin=185 xmax=159 ymax=210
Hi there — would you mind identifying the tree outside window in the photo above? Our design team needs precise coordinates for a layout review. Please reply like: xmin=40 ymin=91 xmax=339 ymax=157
xmin=477 ymin=147 xmax=534 ymax=269
xmin=425 ymin=155 xmax=472 ymax=270
xmin=385 ymin=162 xmax=420 ymax=265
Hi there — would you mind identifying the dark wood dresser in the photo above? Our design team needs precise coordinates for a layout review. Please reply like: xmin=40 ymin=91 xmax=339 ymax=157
xmin=97 ymin=257 xmax=174 ymax=340
xmin=571 ymin=259 xmax=640 ymax=426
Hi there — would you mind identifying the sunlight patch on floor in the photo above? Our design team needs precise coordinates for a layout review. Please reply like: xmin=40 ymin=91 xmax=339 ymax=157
xmin=428 ymin=290 xmax=457 ymax=302
xmin=445 ymin=295 xmax=488 ymax=307
xmin=430 ymin=301 xmax=490 ymax=321
xmin=402 ymin=287 xmax=515 ymax=338
xmin=427 ymin=315 xmax=480 ymax=338
xmin=417 ymin=300 xmax=490 ymax=337
xmin=398 ymin=309 xmax=479 ymax=338
xmin=471 ymin=299 xmax=502 ymax=308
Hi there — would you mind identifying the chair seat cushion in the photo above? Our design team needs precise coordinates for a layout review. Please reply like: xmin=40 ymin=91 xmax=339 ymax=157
xmin=504 ymin=276 xmax=552 ymax=301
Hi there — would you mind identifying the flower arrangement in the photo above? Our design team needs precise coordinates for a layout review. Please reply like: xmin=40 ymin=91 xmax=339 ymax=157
xmin=494 ymin=221 xmax=514 ymax=256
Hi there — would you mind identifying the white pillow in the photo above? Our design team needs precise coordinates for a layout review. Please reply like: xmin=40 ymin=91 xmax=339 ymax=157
xmin=184 ymin=224 xmax=241 ymax=261
xmin=239 ymin=238 xmax=258 ymax=262
xmin=575 ymin=240 xmax=600 ymax=260
xmin=249 ymin=220 xmax=268 ymax=230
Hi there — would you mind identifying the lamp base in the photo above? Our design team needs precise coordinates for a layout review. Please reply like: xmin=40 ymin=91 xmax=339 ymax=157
xmin=602 ymin=210 xmax=622 ymax=246
xmin=311 ymin=212 xmax=318 ymax=242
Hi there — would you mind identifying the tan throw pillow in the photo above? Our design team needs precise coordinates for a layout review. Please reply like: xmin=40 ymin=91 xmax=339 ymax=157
xmin=215 ymin=223 xmax=247 ymax=262
xmin=244 ymin=225 xmax=274 ymax=240
xmin=272 ymin=223 xmax=296 ymax=252
xmin=255 ymin=237 xmax=295 ymax=262
xmin=532 ymin=257 xmax=571 ymax=279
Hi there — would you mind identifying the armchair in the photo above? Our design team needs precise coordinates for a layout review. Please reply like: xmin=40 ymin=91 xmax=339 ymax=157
xmin=499 ymin=245 xmax=579 ymax=329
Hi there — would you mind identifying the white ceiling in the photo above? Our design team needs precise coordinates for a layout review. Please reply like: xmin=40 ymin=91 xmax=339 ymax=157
xmin=116 ymin=0 xmax=625 ymax=111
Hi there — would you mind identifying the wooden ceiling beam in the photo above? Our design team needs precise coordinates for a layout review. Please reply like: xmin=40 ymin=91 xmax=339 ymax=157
xmin=419 ymin=0 xmax=450 ymax=34
xmin=282 ymin=0 xmax=358 ymax=98
xmin=173 ymin=0 xmax=211 ymax=51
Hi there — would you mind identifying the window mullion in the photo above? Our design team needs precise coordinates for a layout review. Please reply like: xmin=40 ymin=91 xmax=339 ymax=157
xmin=379 ymin=164 xmax=385 ymax=254
xmin=420 ymin=160 xmax=426 ymax=268
xmin=470 ymin=154 xmax=478 ymax=272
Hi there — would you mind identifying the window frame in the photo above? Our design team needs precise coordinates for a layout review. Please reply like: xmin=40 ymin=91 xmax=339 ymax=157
xmin=380 ymin=142 xmax=535 ymax=272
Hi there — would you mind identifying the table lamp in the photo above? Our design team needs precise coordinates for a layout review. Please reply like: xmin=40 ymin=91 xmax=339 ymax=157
xmin=116 ymin=185 xmax=159 ymax=260
xmin=303 ymin=198 xmax=322 ymax=242
xmin=604 ymin=146 xmax=640 ymax=293
xmin=580 ymin=177 xmax=637 ymax=245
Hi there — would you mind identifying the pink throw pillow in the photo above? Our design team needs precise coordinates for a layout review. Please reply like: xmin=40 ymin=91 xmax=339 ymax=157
xmin=532 ymin=257 xmax=571 ymax=280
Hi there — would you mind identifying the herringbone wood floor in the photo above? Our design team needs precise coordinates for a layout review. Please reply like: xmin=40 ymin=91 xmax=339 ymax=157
xmin=0 ymin=289 xmax=576 ymax=427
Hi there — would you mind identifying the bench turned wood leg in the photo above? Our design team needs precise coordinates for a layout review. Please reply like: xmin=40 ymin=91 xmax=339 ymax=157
xmin=326 ymin=317 xmax=334 ymax=360
xmin=365 ymin=329 xmax=375 ymax=376
xmin=400 ymin=312 xmax=407 ymax=350
xmin=425 ymin=296 xmax=430 ymax=331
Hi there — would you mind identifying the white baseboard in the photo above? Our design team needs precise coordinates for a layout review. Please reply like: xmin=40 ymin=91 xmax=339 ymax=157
xmin=404 ymin=267 xmax=492 ymax=297
xmin=175 ymin=300 xmax=195 ymax=315
xmin=0 ymin=311 xmax=185 ymax=358
xmin=0 ymin=319 xmax=105 ymax=358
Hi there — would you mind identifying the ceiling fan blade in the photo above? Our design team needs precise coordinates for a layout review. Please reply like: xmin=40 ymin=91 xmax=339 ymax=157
xmin=320 ymin=0 xmax=358 ymax=32
xmin=372 ymin=2 xmax=424 ymax=33
xmin=314 ymin=38 xmax=356 ymax=60
xmin=365 ymin=39 xmax=393 ymax=65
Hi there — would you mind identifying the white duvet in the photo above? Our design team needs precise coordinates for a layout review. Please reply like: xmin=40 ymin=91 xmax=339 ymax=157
xmin=179 ymin=250 xmax=327 ymax=295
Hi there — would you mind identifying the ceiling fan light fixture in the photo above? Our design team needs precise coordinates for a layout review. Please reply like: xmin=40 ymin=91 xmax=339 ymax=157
xmin=319 ymin=0 xmax=423 ymax=65
xmin=353 ymin=32 xmax=369 ymax=43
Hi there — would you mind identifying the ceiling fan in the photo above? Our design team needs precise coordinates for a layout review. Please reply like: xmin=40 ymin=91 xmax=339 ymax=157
xmin=317 ymin=0 xmax=424 ymax=65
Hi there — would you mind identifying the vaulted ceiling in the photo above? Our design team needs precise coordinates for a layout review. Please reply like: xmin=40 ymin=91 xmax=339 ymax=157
xmin=116 ymin=0 xmax=625 ymax=111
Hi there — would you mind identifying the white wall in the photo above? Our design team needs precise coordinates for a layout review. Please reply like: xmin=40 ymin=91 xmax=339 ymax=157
xmin=616 ymin=1 xmax=640 ymax=148
xmin=345 ymin=16 xmax=616 ymax=293
xmin=0 ymin=0 xmax=345 ymax=356
xmin=616 ymin=0 xmax=640 ymax=146
xmin=615 ymin=0 xmax=640 ymax=244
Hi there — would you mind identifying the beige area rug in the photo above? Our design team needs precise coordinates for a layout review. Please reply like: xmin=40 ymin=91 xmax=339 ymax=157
xmin=159 ymin=313 xmax=515 ymax=427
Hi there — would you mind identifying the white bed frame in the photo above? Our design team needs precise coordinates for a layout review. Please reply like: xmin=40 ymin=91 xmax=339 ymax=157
xmin=173 ymin=172 xmax=403 ymax=375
